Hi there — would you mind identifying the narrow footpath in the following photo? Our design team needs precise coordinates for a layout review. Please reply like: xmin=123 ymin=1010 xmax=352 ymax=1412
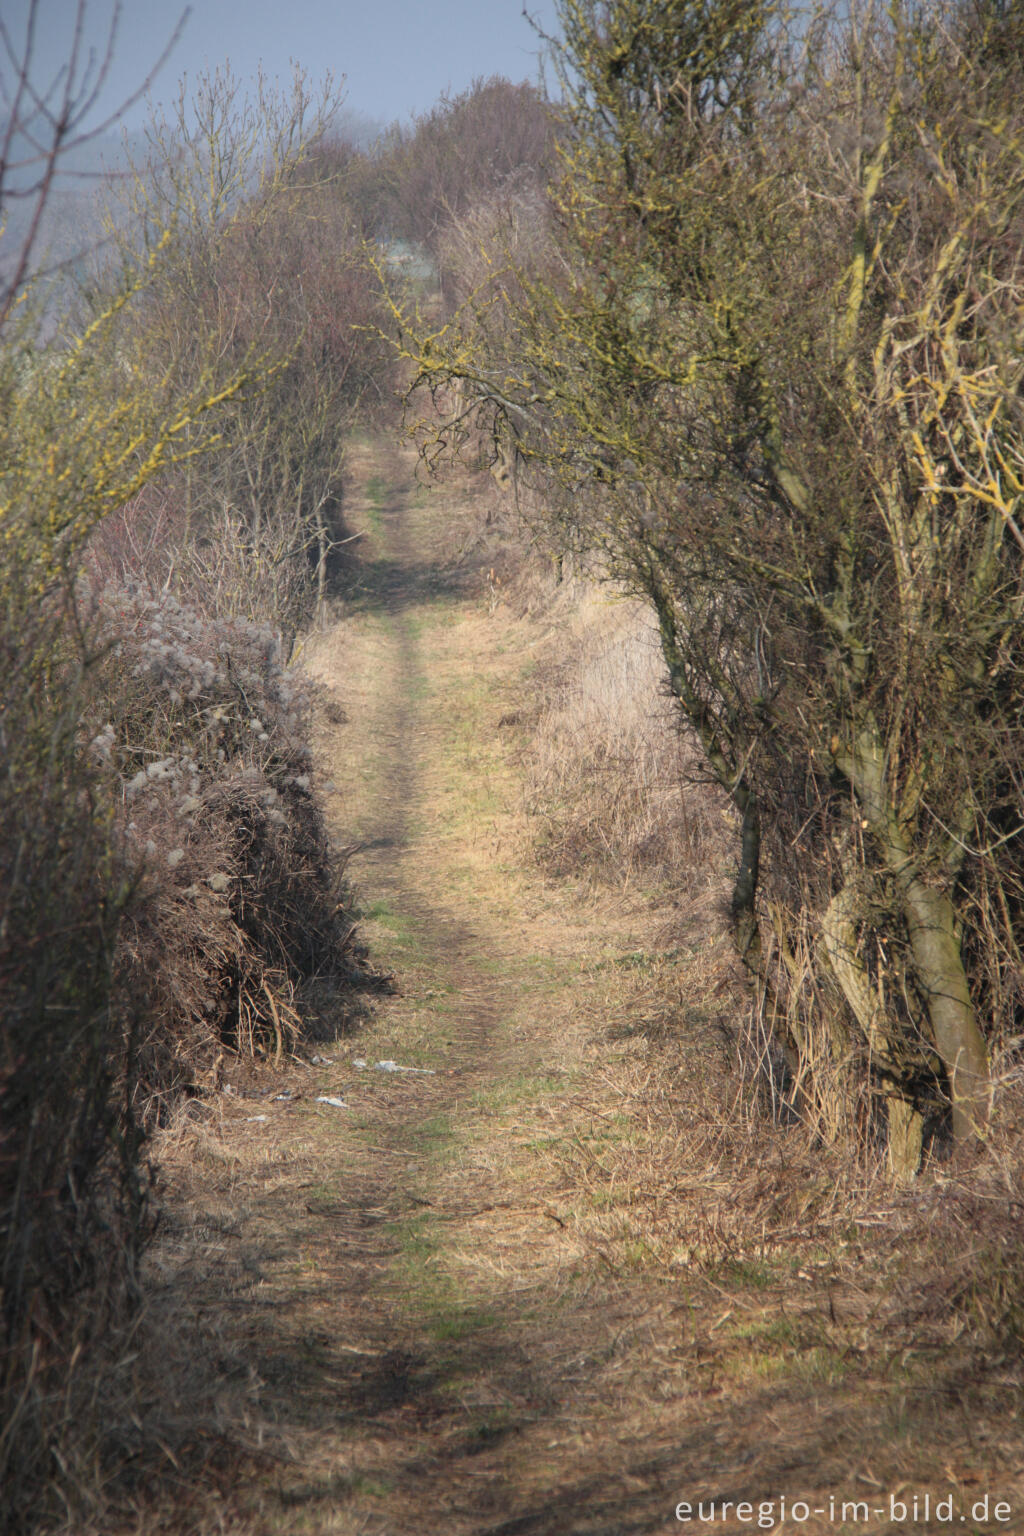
xmin=142 ymin=440 xmax=1024 ymax=1536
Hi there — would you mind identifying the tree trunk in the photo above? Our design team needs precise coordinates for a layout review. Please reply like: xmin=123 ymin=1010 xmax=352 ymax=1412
xmin=900 ymin=877 xmax=990 ymax=1143
xmin=820 ymin=864 xmax=924 ymax=1176
xmin=887 ymin=1094 xmax=924 ymax=1181
xmin=731 ymin=790 xmax=761 ymax=971
xmin=315 ymin=507 xmax=327 ymax=629
xmin=836 ymin=717 xmax=991 ymax=1146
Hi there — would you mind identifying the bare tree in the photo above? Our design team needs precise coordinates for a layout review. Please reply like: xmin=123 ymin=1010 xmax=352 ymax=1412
xmin=0 ymin=0 xmax=187 ymax=327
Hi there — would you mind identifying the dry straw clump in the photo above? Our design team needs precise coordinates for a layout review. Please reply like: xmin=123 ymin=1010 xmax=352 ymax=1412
xmin=523 ymin=587 xmax=731 ymax=903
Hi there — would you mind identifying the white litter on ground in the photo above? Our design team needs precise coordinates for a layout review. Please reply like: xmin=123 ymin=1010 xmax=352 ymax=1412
xmin=246 ymin=1115 xmax=269 ymax=1123
xmin=315 ymin=1096 xmax=348 ymax=1109
xmin=350 ymin=1058 xmax=434 ymax=1074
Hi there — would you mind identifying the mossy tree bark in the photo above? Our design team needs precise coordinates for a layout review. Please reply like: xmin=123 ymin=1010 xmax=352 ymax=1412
xmin=833 ymin=718 xmax=990 ymax=1144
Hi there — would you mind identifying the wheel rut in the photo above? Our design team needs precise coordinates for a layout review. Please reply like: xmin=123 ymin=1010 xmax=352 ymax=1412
xmin=268 ymin=440 xmax=581 ymax=1532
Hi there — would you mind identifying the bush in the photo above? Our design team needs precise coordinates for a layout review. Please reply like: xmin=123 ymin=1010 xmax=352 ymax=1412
xmin=0 ymin=565 xmax=361 ymax=1536
xmin=99 ymin=68 xmax=394 ymax=639
xmin=85 ymin=580 xmax=360 ymax=1112
xmin=341 ymin=76 xmax=556 ymax=261
xmin=0 ymin=584 xmax=150 ymax=1530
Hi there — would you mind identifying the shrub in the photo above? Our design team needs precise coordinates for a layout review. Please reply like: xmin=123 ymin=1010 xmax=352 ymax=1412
xmin=375 ymin=77 xmax=555 ymax=256
xmin=0 ymin=581 xmax=151 ymax=1530
xmin=84 ymin=580 xmax=359 ymax=1112
xmin=97 ymin=68 xmax=394 ymax=639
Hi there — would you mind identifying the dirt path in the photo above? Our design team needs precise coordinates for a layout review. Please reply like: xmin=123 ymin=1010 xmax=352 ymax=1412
xmin=143 ymin=440 xmax=1024 ymax=1536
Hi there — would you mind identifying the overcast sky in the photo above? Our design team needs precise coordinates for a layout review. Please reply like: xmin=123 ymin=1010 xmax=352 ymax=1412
xmin=3 ymin=0 xmax=561 ymax=139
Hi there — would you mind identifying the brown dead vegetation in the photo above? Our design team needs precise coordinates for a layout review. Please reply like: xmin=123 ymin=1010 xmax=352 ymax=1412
xmin=65 ymin=439 xmax=1020 ymax=1536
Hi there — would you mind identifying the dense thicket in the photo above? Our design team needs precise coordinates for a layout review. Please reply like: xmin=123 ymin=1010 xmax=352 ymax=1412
xmin=336 ymin=76 xmax=556 ymax=260
xmin=0 ymin=50 xmax=383 ymax=1529
xmin=399 ymin=0 xmax=1024 ymax=1174
xmin=100 ymin=69 xmax=393 ymax=638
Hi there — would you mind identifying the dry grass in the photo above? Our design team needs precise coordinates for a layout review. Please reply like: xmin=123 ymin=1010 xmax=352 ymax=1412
xmin=515 ymin=585 xmax=732 ymax=904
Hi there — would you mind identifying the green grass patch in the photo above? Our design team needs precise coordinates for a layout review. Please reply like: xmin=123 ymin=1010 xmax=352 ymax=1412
xmin=359 ymin=898 xmax=429 ymax=958
xmin=789 ymin=1345 xmax=849 ymax=1386
xmin=462 ymin=1405 xmax=519 ymax=1446
xmin=712 ymin=1257 xmax=776 ymax=1290
xmin=386 ymin=1206 xmax=502 ymax=1345
xmin=621 ymin=1238 xmax=657 ymax=1269
xmin=469 ymin=1070 xmax=573 ymax=1115
xmin=728 ymin=1314 xmax=800 ymax=1348
xmin=429 ymin=1301 xmax=502 ymax=1342
xmin=392 ymin=1209 xmax=440 ymax=1262
xmin=402 ymin=1111 xmax=453 ymax=1157
xmin=365 ymin=473 xmax=388 ymax=533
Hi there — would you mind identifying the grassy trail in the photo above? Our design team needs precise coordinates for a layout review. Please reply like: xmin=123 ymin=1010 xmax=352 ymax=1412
xmin=143 ymin=440 xmax=1024 ymax=1535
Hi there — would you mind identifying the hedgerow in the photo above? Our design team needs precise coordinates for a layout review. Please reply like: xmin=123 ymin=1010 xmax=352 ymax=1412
xmin=89 ymin=580 xmax=360 ymax=1113
xmin=1 ymin=42 xmax=370 ymax=1529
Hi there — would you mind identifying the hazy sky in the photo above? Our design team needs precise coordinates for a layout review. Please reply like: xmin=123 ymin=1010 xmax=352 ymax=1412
xmin=3 ymin=0 xmax=561 ymax=138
